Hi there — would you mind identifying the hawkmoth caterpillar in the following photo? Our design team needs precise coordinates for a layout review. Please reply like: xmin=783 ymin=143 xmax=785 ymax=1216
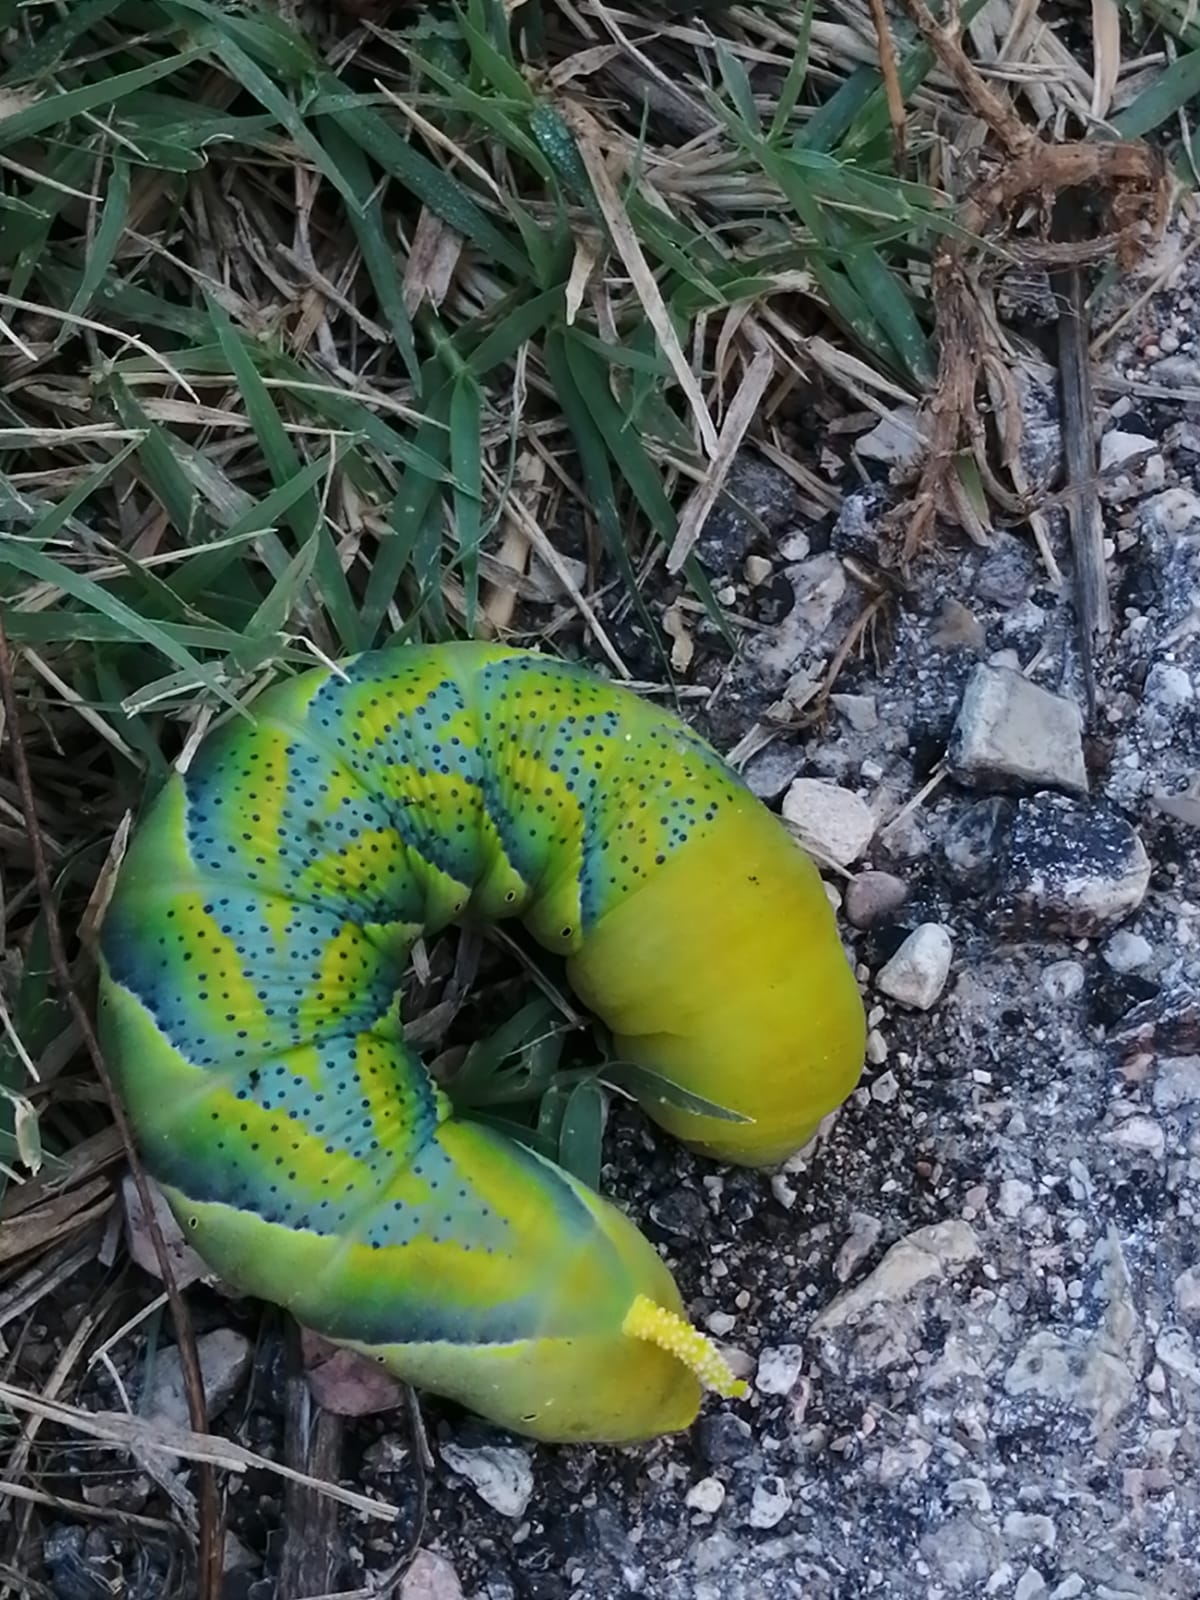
xmin=97 ymin=643 xmax=865 ymax=1442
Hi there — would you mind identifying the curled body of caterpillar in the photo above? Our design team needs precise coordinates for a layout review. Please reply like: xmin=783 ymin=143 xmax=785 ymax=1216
xmin=98 ymin=644 xmax=864 ymax=1442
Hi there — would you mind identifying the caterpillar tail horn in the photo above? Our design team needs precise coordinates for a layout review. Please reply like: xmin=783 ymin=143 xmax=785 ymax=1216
xmin=622 ymin=1295 xmax=747 ymax=1400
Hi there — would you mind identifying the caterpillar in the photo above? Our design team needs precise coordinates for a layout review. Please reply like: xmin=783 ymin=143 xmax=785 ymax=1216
xmin=97 ymin=643 xmax=865 ymax=1442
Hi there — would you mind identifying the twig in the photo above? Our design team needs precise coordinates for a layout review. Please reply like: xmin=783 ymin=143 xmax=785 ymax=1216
xmin=279 ymin=1326 xmax=346 ymax=1599
xmin=0 ymin=618 xmax=223 ymax=1600
xmin=1054 ymin=255 xmax=1110 ymax=716
xmin=867 ymin=0 xmax=907 ymax=169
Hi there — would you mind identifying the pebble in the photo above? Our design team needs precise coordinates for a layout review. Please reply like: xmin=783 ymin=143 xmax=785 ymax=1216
xmin=439 ymin=1443 xmax=534 ymax=1519
xmin=813 ymin=1221 xmax=979 ymax=1341
xmin=834 ymin=1211 xmax=883 ymax=1282
xmin=1003 ymin=1512 xmax=1056 ymax=1549
xmin=685 ymin=1477 xmax=727 ymax=1515
xmin=1145 ymin=661 xmax=1193 ymax=708
xmin=1041 ymin=960 xmax=1086 ymax=1002
xmin=1100 ymin=430 xmax=1155 ymax=471
xmin=943 ymin=798 xmax=1010 ymax=883
xmin=876 ymin=924 xmax=954 ymax=1010
xmin=1104 ymin=931 xmax=1153 ymax=972
xmin=844 ymin=870 xmax=908 ymax=928
xmin=781 ymin=778 xmax=875 ymax=866
xmin=949 ymin=665 xmax=1088 ymax=794
xmin=401 ymin=1551 xmax=464 ymax=1600
xmin=747 ymin=1476 xmax=792 ymax=1529
xmin=697 ymin=1412 xmax=754 ymax=1465
xmin=1015 ymin=1570 xmax=1048 ymax=1600
xmin=946 ymin=1477 xmax=992 ymax=1511
xmin=1174 ymin=1265 xmax=1200 ymax=1321
xmin=997 ymin=1178 xmax=1033 ymax=1219
xmin=1146 ymin=485 xmax=1200 ymax=535
xmin=998 ymin=795 xmax=1151 ymax=937
xmin=744 ymin=554 xmax=773 ymax=586
xmin=144 ymin=1328 xmax=251 ymax=1431
xmin=857 ymin=404 xmax=925 ymax=466
xmin=1004 ymin=1331 xmax=1135 ymax=1427
xmin=1103 ymin=1114 xmax=1166 ymax=1161
xmin=742 ymin=743 xmax=804 ymax=802
xmin=870 ymin=1068 xmax=899 ymax=1102
xmin=754 ymin=1344 xmax=804 ymax=1396
xmin=1151 ymin=1056 xmax=1200 ymax=1111
xmin=830 ymin=691 xmax=880 ymax=732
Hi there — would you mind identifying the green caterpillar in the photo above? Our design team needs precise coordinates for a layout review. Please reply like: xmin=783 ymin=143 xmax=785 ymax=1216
xmin=98 ymin=643 xmax=864 ymax=1441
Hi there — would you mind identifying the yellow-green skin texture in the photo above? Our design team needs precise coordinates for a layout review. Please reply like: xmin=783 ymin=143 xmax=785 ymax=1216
xmin=97 ymin=643 xmax=864 ymax=1441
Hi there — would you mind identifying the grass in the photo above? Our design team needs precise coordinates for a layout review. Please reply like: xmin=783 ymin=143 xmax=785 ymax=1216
xmin=1 ymin=0 xmax=1199 ymax=1590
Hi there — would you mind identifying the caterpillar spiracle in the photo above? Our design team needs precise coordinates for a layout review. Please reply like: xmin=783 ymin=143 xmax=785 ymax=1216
xmin=97 ymin=643 xmax=865 ymax=1442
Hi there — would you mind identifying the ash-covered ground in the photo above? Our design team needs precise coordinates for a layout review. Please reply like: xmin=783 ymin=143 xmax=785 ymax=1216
xmin=39 ymin=238 xmax=1200 ymax=1600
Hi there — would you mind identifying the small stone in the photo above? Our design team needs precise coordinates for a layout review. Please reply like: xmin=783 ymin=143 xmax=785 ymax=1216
xmin=223 ymin=1534 xmax=259 ymax=1574
xmin=1041 ymin=960 xmax=1085 ymax=1002
xmin=814 ymin=1221 xmax=979 ymax=1337
xmin=876 ymin=924 xmax=953 ymax=1010
xmin=1156 ymin=1327 xmax=1200 ymax=1387
xmin=1003 ymin=1512 xmax=1056 ymax=1549
xmin=857 ymin=404 xmax=925 ymax=466
xmin=697 ymin=1412 xmax=754 ymax=1465
xmin=1151 ymin=1056 xmax=1200 ymax=1111
xmin=755 ymin=1344 xmax=804 ymax=1396
xmin=747 ymin=1476 xmax=792 ymax=1529
xmin=949 ymin=665 xmax=1088 ymax=794
xmin=1104 ymin=931 xmax=1153 ymax=972
xmin=1004 ymin=1331 xmax=1134 ymax=1427
xmin=440 ymin=1443 xmax=533 ymax=1519
xmin=997 ymin=1178 xmax=1033 ymax=1219
xmin=1174 ymin=1265 xmax=1200 ymax=1322
xmin=686 ymin=1477 xmax=727 ymax=1514
xmin=1103 ymin=1114 xmax=1165 ymax=1161
xmin=742 ymin=744 xmax=804 ymax=802
xmin=946 ymin=1477 xmax=992 ymax=1511
xmin=401 ymin=1550 xmax=464 ymax=1600
xmin=865 ymin=1029 xmax=888 ymax=1065
xmin=744 ymin=554 xmax=773 ymax=587
xmin=830 ymin=692 xmax=880 ymax=732
xmin=144 ymin=1329 xmax=251 ymax=1431
xmin=870 ymin=1069 xmax=899 ymax=1103
xmin=1100 ymin=430 xmax=1155 ymax=471
xmin=844 ymin=870 xmax=908 ymax=929
xmin=834 ymin=1212 xmax=883 ymax=1283
xmin=1014 ymin=1570 xmax=1048 ymax=1600
xmin=998 ymin=795 xmax=1151 ymax=937
xmin=1050 ymin=1579 xmax=1086 ymax=1600
xmin=1145 ymin=662 xmax=1193 ymax=708
xmin=782 ymin=778 xmax=875 ymax=866
xmin=1146 ymin=486 xmax=1200 ymax=536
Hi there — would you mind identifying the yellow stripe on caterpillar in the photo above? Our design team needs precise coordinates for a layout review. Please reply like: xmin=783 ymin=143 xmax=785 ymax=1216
xmin=622 ymin=1294 xmax=747 ymax=1400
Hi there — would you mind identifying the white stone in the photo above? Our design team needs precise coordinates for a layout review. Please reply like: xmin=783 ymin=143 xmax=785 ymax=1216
xmin=747 ymin=1476 xmax=792 ymax=1529
xmin=1049 ymin=1579 xmax=1085 ymax=1600
xmin=876 ymin=924 xmax=953 ymax=1010
xmin=686 ymin=1476 xmax=727 ymax=1514
xmin=1015 ymin=1570 xmax=1048 ymax=1600
xmin=440 ymin=1443 xmax=533 ymax=1519
xmin=997 ymin=1179 xmax=1034 ymax=1220
xmin=870 ymin=1070 xmax=899 ymax=1103
xmin=782 ymin=778 xmax=875 ymax=866
xmin=949 ymin=665 xmax=1088 ymax=794
xmin=1174 ymin=1265 xmax=1200 ymax=1321
xmin=834 ymin=1212 xmax=883 ymax=1283
xmin=946 ymin=1477 xmax=992 ymax=1511
xmin=744 ymin=554 xmax=773 ymax=587
xmin=401 ymin=1550 xmax=464 ymax=1600
xmin=145 ymin=1328 xmax=251 ymax=1431
xmin=1004 ymin=1332 xmax=1134 ymax=1427
xmin=1041 ymin=960 xmax=1085 ymax=1002
xmin=1100 ymin=430 xmax=1154 ymax=471
xmin=814 ymin=1222 xmax=979 ymax=1334
xmin=1103 ymin=931 xmax=1153 ymax=972
xmin=857 ymin=404 xmax=925 ymax=466
xmin=1003 ymin=1512 xmax=1056 ymax=1549
xmin=830 ymin=691 xmax=880 ymax=732
xmin=1145 ymin=662 xmax=1193 ymax=708
xmin=755 ymin=1344 xmax=805 ymax=1395
xmin=1152 ymin=1057 xmax=1200 ymax=1111
xmin=1156 ymin=1327 xmax=1200 ymax=1387
xmin=1103 ymin=1115 xmax=1165 ymax=1161
xmin=1147 ymin=486 xmax=1200 ymax=535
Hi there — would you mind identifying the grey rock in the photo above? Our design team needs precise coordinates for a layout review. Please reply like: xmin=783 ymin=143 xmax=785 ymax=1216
xmin=1041 ymin=960 xmax=1086 ymax=1002
xmin=1152 ymin=1056 xmax=1200 ymax=1111
xmin=401 ymin=1551 xmax=464 ymax=1600
xmin=754 ymin=1344 xmax=804 ymax=1396
xmin=834 ymin=1211 xmax=883 ymax=1282
xmin=1103 ymin=930 xmax=1153 ymax=972
xmin=741 ymin=743 xmax=804 ymax=801
xmin=440 ymin=1442 xmax=533 ymax=1519
xmin=697 ymin=1412 xmax=754 ymax=1465
xmin=997 ymin=794 xmax=1151 ymax=937
xmin=144 ymin=1328 xmax=251 ymax=1432
xmin=949 ymin=665 xmax=1088 ymax=795
xmin=943 ymin=797 xmax=1011 ymax=883
xmin=876 ymin=923 xmax=954 ymax=1010
xmin=1003 ymin=1331 xmax=1135 ymax=1429
xmin=782 ymin=777 xmax=875 ymax=866
xmin=1174 ymin=1266 xmax=1200 ymax=1322
xmin=844 ymin=870 xmax=908 ymax=929
xmin=919 ymin=1515 xmax=1000 ymax=1590
xmin=746 ymin=1476 xmax=791 ymax=1529
xmin=693 ymin=450 xmax=800 ymax=574
xmin=975 ymin=534 xmax=1037 ymax=609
